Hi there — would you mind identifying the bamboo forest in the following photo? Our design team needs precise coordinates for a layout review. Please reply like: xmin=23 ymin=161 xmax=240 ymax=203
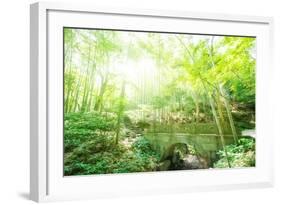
xmin=63 ymin=28 xmax=256 ymax=176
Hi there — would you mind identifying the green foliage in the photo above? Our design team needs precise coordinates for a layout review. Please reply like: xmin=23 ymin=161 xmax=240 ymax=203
xmin=63 ymin=28 xmax=256 ymax=175
xmin=64 ymin=112 xmax=116 ymax=153
xmin=64 ymin=111 xmax=160 ymax=175
xmin=113 ymin=137 xmax=160 ymax=173
xmin=64 ymin=135 xmax=160 ymax=175
xmin=214 ymin=137 xmax=255 ymax=168
xmin=132 ymin=137 xmax=158 ymax=155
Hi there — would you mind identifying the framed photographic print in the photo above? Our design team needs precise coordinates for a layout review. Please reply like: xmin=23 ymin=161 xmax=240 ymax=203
xmin=30 ymin=2 xmax=274 ymax=202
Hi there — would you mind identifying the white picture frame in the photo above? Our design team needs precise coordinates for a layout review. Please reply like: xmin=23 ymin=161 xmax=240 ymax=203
xmin=30 ymin=1 xmax=274 ymax=202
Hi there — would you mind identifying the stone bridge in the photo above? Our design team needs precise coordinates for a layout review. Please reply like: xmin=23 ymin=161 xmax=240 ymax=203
xmin=144 ymin=132 xmax=240 ymax=162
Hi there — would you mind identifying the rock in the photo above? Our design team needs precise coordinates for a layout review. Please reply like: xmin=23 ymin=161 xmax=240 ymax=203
xmin=182 ymin=155 xmax=208 ymax=169
xmin=242 ymin=129 xmax=256 ymax=138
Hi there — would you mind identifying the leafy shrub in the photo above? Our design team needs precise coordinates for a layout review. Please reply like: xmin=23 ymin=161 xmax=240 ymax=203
xmin=64 ymin=112 xmax=116 ymax=153
xmin=64 ymin=111 xmax=160 ymax=175
xmin=214 ymin=137 xmax=255 ymax=168
xmin=132 ymin=136 xmax=155 ymax=153
xmin=64 ymin=137 xmax=160 ymax=175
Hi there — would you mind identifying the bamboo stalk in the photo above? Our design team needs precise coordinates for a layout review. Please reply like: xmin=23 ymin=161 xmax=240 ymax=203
xmin=219 ymin=85 xmax=239 ymax=144
xmin=208 ymin=92 xmax=231 ymax=168
xmin=115 ymin=80 xmax=126 ymax=145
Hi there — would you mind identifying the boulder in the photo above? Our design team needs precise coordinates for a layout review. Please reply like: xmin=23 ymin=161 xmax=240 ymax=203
xmin=181 ymin=154 xmax=208 ymax=169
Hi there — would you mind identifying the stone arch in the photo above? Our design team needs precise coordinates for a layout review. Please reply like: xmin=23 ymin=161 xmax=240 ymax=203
xmin=166 ymin=143 xmax=188 ymax=158
xmin=144 ymin=132 xmax=221 ymax=165
xmin=163 ymin=140 xmax=194 ymax=160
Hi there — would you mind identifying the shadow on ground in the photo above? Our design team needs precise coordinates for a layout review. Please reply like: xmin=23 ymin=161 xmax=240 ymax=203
xmin=18 ymin=192 xmax=29 ymax=200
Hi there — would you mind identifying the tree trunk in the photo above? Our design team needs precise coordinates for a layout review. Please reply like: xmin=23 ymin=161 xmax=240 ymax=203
xmin=71 ymin=73 xmax=83 ymax=112
xmin=80 ymin=39 xmax=92 ymax=112
xmin=94 ymin=73 xmax=109 ymax=112
xmin=115 ymin=80 xmax=126 ymax=145
xmin=192 ymin=92 xmax=200 ymax=123
xmin=216 ymin=90 xmax=226 ymax=131
xmin=219 ymin=85 xmax=238 ymax=144
xmin=64 ymin=30 xmax=74 ymax=113
xmin=207 ymin=92 xmax=231 ymax=168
